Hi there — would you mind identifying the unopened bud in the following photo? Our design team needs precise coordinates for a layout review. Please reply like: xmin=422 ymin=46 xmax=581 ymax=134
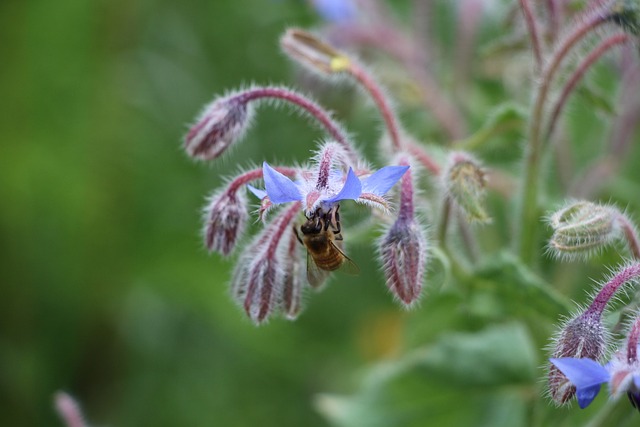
xmin=378 ymin=156 xmax=427 ymax=306
xmin=443 ymin=152 xmax=489 ymax=223
xmin=185 ymin=94 xmax=253 ymax=161
xmin=281 ymin=230 xmax=304 ymax=320
xmin=609 ymin=0 xmax=640 ymax=36
xmin=230 ymin=203 xmax=300 ymax=324
xmin=379 ymin=218 xmax=428 ymax=306
xmin=548 ymin=312 xmax=607 ymax=405
xmin=203 ymin=189 xmax=248 ymax=256
xmin=54 ymin=391 xmax=88 ymax=427
xmin=280 ymin=28 xmax=351 ymax=75
xmin=548 ymin=201 xmax=621 ymax=259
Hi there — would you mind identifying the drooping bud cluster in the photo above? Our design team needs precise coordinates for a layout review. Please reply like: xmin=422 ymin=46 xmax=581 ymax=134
xmin=548 ymin=262 xmax=640 ymax=406
xmin=231 ymin=203 xmax=302 ymax=324
xmin=182 ymin=27 xmax=443 ymax=325
xmin=442 ymin=151 xmax=489 ymax=223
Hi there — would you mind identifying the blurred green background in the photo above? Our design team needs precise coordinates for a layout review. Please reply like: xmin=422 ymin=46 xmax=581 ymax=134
xmin=2 ymin=0 xmax=640 ymax=426
xmin=1 ymin=1 xmax=430 ymax=425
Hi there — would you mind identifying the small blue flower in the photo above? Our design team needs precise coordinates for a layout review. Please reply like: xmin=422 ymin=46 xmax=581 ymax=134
xmin=309 ymin=0 xmax=357 ymax=23
xmin=550 ymin=357 xmax=609 ymax=408
xmin=251 ymin=161 xmax=408 ymax=215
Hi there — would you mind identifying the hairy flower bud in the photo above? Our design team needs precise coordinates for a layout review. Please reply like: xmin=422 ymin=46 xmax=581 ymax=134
xmin=379 ymin=219 xmax=428 ymax=306
xmin=610 ymin=0 xmax=640 ymax=36
xmin=548 ymin=312 xmax=608 ymax=405
xmin=231 ymin=203 xmax=301 ymax=324
xmin=281 ymin=230 xmax=304 ymax=320
xmin=203 ymin=188 xmax=249 ymax=256
xmin=185 ymin=94 xmax=253 ymax=161
xmin=280 ymin=28 xmax=351 ymax=76
xmin=547 ymin=201 xmax=621 ymax=259
xmin=443 ymin=152 xmax=489 ymax=223
xmin=378 ymin=156 xmax=427 ymax=307
xmin=54 ymin=391 xmax=89 ymax=427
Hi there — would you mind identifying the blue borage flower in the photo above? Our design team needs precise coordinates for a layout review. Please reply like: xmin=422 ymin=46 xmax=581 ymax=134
xmin=249 ymin=161 xmax=409 ymax=216
xmin=309 ymin=0 xmax=357 ymax=23
xmin=550 ymin=349 xmax=640 ymax=410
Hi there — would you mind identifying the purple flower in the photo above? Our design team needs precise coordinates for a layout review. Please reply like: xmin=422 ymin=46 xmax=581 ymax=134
xmin=550 ymin=351 xmax=640 ymax=410
xmin=253 ymin=160 xmax=408 ymax=215
xmin=550 ymin=357 xmax=609 ymax=408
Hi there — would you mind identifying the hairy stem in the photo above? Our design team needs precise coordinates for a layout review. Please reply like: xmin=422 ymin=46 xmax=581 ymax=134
xmin=546 ymin=33 xmax=630 ymax=140
xmin=239 ymin=87 xmax=358 ymax=162
xmin=519 ymin=0 xmax=543 ymax=68
xmin=518 ymin=11 xmax=609 ymax=262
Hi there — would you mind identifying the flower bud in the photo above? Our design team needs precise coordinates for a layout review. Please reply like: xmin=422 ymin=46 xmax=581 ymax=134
xmin=443 ymin=152 xmax=489 ymax=223
xmin=378 ymin=156 xmax=427 ymax=307
xmin=230 ymin=203 xmax=301 ymax=324
xmin=548 ymin=312 xmax=607 ymax=405
xmin=231 ymin=233 xmax=282 ymax=325
xmin=609 ymin=0 xmax=640 ymax=36
xmin=547 ymin=201 xmax=621 ymax=259
xmin=281 ymin=230 xmax=304 ymax=320
xmin=280 ymin=28 xmax=351 ymax=75
xmin=379 ymin=219 xmax=428 ymax=306
xmin=203 ymin=189 xmax=248 ymax=256
xmin=54 ymin=391 xmax=89 ymax=427
xmin=184 ymin=94 xmax=253 ymax=161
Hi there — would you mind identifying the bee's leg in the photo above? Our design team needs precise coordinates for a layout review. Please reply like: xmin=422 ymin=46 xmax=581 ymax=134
xmin=329 ymin=204 xmax=341 ymax=233
xmin=293 ymin=225 xmax=303 ymax=245
xmin=334 ymin=233 xmax=343 ymax=241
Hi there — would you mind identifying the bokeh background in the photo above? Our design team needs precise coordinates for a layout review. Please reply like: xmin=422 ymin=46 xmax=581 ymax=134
xmin=1 ymin=1 xmax=419 ymax=425
xmin=3 ymin=0 xmax=640 ymax=426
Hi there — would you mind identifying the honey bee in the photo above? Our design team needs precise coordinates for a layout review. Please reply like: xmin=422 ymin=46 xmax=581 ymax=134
xmin=294 ymin=204 xmax=359 ymax=287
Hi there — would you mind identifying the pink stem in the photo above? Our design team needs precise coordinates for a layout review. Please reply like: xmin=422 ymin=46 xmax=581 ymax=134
xmin=586 ymin=263 xmax=640 ymax=318
xmin=618 ymin=213 xmax=640 ymax=260
xmin=627 ymin=316 xmax=640 ymax=362
xmin=397 ymin=157 xmax=415 ymax=222
xmin=519 ymin=0 xmax=543 ymax=68
xmin=347 ymin=62 xmax=402 ymax=149
xmin=406 ymin=141 xmax=441 ymax=175
xmin=238 ymin=87 xmax=358 ymax=162
xmin=546 ymin=33 xmax=630 ymax=139
xmin=227 ymin=166 xmax=298 ymax=193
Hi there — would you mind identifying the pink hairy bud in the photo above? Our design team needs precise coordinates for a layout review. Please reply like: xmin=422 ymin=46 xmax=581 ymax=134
xmin=203 ymin=189 xmax=249 ymax=256
xmin=378 ymin=157 xmax=427 ymax=307
xmin=184 ymin=95 xmax=253 ymax=161
xmin=548 ymin=312 xmax=607 ymax=405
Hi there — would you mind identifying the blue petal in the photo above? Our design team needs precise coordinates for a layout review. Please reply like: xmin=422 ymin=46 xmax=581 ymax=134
xmin=324 ymin=168 xmax=362 ymax=203
xmin=263 ymin=162 xmax=302 ymax=204
xmin=576 ymin=384 xmax=602 ymax=409
xmin=246 ymin=184 xmax=267 ymax=199
xmin=634 ymin=374 xmax=640 ymax=390
xmin=550 ymin=358 xmax=609 ymax=390
xmin=361 ymin=165 xmax=409 ymax=196
xmin=310 ymin=0 xmax=356 ymax=23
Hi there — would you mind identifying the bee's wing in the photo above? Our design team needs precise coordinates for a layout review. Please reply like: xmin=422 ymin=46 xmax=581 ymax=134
xmin=307 ymin=251 xmax=330 ymax=289
xmin=330 ymin=240 xmax=360 ymax=276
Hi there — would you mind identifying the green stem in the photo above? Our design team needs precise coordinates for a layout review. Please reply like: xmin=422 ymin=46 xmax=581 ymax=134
xmin=517 ymin=13 xmax=608 ymax=262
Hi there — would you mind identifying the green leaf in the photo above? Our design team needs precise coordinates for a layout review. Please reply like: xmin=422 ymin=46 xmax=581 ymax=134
xmin=472 ymin=251 xmax=572 ymax=317
xmin=316 ymin=323 xmax=535 ymax=427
